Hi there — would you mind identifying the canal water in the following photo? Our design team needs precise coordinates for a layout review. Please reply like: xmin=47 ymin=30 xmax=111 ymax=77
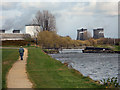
xmin=50 ymin=49 xmax=119 ymax=82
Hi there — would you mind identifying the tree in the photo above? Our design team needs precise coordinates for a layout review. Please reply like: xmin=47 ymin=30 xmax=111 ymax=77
xmin=33 ymin=10 xmax=56 ymax=31
xmin=87 ymin=38 xmax=97 ymax=46
xmin=37 ymin=31 xmax=59 ymax=48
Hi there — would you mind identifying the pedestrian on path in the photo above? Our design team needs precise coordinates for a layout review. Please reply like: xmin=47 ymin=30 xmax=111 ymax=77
xmin=19 ymin=46 xmax=24 ymax=60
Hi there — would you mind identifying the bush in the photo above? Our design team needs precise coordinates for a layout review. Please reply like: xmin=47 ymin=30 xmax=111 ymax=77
xmin=100 ymin=77 xmax=120 ymax=88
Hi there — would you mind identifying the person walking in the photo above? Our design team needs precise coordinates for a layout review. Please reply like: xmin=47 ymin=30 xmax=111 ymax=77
xmin=19 ymin=46 xmax=24 ymax=60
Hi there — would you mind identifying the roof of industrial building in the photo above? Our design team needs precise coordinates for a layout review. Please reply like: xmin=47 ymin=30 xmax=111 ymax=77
xmin=77 ymin=28 xmax=87 ymax=31
xmin=93 ymin=28 xmax=104 ymax=31
xmin=25 ymin=24 xmax=40 ymax=26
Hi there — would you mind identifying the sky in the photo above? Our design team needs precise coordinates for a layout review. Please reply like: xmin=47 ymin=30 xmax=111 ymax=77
xmin=0 ymin=1 xmax=119 ymax=39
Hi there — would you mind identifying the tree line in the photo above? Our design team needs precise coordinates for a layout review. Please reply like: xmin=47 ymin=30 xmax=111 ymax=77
xmin=29 ymin=10 xmax=120 ymax=49
xmin=36 ymin=31 xmax=120 ymax=49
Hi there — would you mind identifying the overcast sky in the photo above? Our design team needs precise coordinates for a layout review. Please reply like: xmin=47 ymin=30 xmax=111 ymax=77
xmin=0 ymin=1 xmax=118 ymax=39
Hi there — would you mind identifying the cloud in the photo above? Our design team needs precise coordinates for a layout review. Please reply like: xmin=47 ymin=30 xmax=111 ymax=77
xmin=1 ymin=2 xmax=118 ymax=16
xmin=52 ymin=2 xmax=118 ymax=17
xmin=70 ymin=2 xmax=118 ymax=16
xmin=1 ymin=2 xmax=19 ymax=11
xmin=1 ymin=2 xmax=118 ymax=38
xmin=2 ymin=4 xmax=38 ymax=31
xmin=95 ymin=2 xmax=118 ymax=16
xmin=1 ymin=0 xmax=119 ymax=2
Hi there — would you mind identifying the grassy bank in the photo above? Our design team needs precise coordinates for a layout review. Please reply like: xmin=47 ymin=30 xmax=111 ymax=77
xmin=114 ymin=45 xmax=120 ymax=51
xmin=2 ymin=49 xmax=19 ymax=88
xmin=27 ymin=47 xmax=103 ymax=88
xmin=94 ymin=45 xmax=120 ymax=51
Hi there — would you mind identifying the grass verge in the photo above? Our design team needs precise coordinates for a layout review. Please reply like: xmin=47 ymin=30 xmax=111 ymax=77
xmin=2 ymin=49 xmax=19 ymax=88
xmin=114 ymin=45 xmax=120 ymax=51
xmin=27 ymin=47 xmax=104 ymax=88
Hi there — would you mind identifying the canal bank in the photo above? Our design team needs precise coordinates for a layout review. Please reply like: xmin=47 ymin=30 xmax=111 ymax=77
xmin=82 ymin=47 xmax=120 ymax=53
xmin=50 ymin=49 xmax=118 ymax=83
xmin=26 ymin=47 xmax=103 ymax=88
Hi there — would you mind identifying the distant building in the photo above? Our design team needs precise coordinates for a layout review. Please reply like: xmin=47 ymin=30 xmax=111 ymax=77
xmin=13 ymin=30 xmax=20 ymax=33
xmin=0 ymin=29 xmax=31 ymax=41
xmin=0 ymin=29 xmax=5 ymax=33
xmin=0 ymin=24 xmax=41 ymax=41
xmin=25 ymin=24 xmax=41 ymax=38
xmin=93 ymin=28 xmax=104 ymax=39
xmin=0 ymin=33 xmax=30 ymax=41
xmin=77 ymin=28 xmax=87 ymax=40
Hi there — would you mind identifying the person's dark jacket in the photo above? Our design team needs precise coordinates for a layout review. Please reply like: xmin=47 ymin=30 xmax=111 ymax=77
xmin=19 ymin=48 xmax=24 ymax=56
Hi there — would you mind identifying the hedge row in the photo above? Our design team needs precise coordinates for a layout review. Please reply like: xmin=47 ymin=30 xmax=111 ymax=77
xmin=2 ymin=40 xmax=29 ymax=46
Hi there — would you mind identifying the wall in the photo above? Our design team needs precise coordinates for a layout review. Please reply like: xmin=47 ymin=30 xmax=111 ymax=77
xmin=0 ymin=33 xmax=30 ymax=41
xmin=25 ymin=26 xmax=41 ymax=38
xmin=77 ymin=30 xmax=87 ymax=40
xmin=93 ymin=30 xmax=104 ymax=39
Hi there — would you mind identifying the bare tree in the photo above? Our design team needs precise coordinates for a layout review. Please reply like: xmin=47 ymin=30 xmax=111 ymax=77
xmin=33 ymin=10 xmax=56 ymax=31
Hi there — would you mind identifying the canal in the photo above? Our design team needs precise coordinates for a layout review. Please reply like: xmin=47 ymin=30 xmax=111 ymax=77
xmin=50 ymin=49 xmax=119 ymax=82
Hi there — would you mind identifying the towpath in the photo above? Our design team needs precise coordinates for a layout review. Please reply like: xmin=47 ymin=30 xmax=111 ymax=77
xmin=7 ymin=48 xmax=33 ymax=88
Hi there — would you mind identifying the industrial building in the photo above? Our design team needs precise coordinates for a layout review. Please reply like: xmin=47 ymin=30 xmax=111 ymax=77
xmin=13 ymin=30 xmax=20 ymax=33
xmin=77 ymin=28 xmax=87 ymax=40
xmin=0 ymin=33 xmax=30 ymax=41
xmin=0 ymin=30 xmax=5 ymax=33
xmin=0 ymin=24 xmax=41 ymax=41
xmin=93 ymin=28 xmax=104 ymax=39
xmin=77 ymin=28 xmax=105 ymax=40
xmin=0 ymin=29 xmax=30 ymax=41
xmin=25 ymin=24 xmax=41 ymax=38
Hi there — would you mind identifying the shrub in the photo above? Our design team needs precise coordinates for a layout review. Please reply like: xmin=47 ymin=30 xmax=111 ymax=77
xmin=100 ymin=77 xmax=120 ymax=88
xmin=2 ymin=40 xmax=29 ymax=46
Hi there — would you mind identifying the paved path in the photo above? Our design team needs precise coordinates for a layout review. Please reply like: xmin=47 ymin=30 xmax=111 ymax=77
xmin=7 ymin=48 xmax=33 ymax=88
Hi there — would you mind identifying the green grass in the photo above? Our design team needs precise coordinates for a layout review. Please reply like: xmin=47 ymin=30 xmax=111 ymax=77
xmin=2 ymin=45 xmax=20 ymax=47
xmin=114 ymin=45 xmax=120 ymax=51
xmin=27 ymin=47 xmax=104 ymax=88
xmin=94 ymin=45 xmax=111 ymax=48
xmin=2 ymin=49 xmax=19 ymax=88
xmin=94 ymin=45 xmax=120 ymax=51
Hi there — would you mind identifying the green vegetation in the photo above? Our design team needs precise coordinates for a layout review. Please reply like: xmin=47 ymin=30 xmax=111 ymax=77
xmin=37 ymin=31 xmax=120 ymax=49
xmin=2 ymin=45 xmax=20 ymax=47
xmin=43 ymin=49 xmax=59 ymax=54
xmin=2 ymin=49 xmax=19 ymax=88
xmin=2 ymin=40 xmax=29 ymax=46
xmin=37 ymin=31 xmax=89 ymax=48
xmin=94 ymin=45 xmax=120 ymax=51
xmin=114 ymin=45 xmax=120 ymax=51
xmin=27 ymin=47 xmax=103 ymax=88
xmin=100 ymin=77 xmax=119 ymax=88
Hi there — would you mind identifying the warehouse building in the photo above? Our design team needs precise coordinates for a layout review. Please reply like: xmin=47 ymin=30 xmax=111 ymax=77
xmin=0 ymin=24 xmax=42 ymax=41
xmin=0 ymin=30 xmax=5 ymax=33
xmin=13 ymin=30 xmax=20 ymax=33
xmin=77 ymin=28 xmax=87 ymax=40
xmin=93 ymin=28 xmax=104 ymax=39
xmin=0 ymin=29 xmax=30 ymax=41
xmin=25 ymin=24 xmax=41 ymax=38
